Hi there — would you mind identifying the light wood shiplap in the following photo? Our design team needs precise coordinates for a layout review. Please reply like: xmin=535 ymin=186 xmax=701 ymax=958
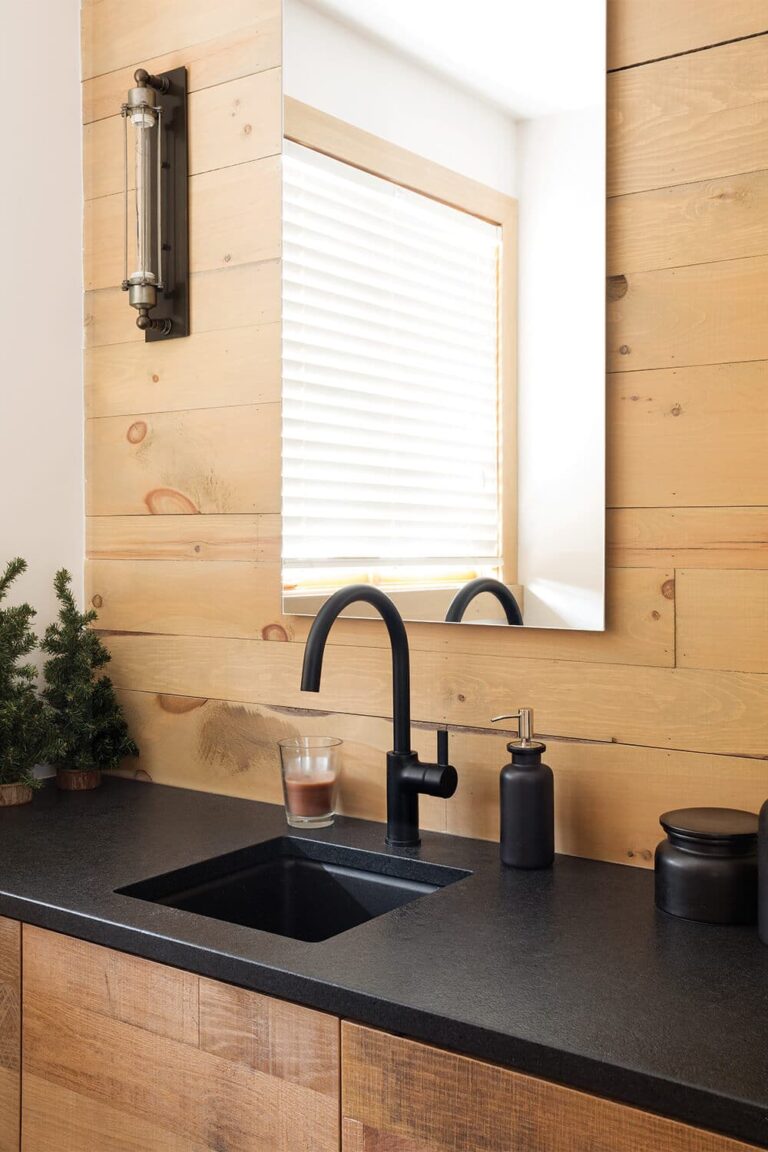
xmin=81 ymin=0 xmax=275 ymax=80
xmin=81 ymin=0 xmax=768 ymax=870
xmin=86 ymin=405 xmax=281 ymax=516
xmin=0 ymin=918 xmax=20 ymax=1152
xmin=87 ymin=513 xmax=278 ymax=562
xmin=84 ymin=155 xmax=281 ymax=291
xmin=81 ymin=17 xmax=281 ymax=124
xmin=677 ymin=569 xmax=768 ymax=673
xmin=608 ymin=507 xmax=768 ymax=570
xmin=86 ymin=322 xmax=281 ymax=418
xmin=22 ymin=926 xmax=339 ymax=1152
xmin=85 ymin=259 xmax=280 ymax=349
xmin=608 ymin=169 xmax=768 ymax=275
xmin=102 ymin=634 xmax=768 ymax=757
xmin=607 ymin=0 xmax=767 ymax=70
xmin=84 ymin=70 xmax=281 ymax=200
xmin=608 ymin=37 xmax=768 ymax=197
xmin=608 ymin=361 xmax=768 ymax=507
xmin=88 ymin=562 xmax=673 ymax=666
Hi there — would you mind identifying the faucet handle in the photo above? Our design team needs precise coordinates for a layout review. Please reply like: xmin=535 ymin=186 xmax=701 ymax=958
xmin=491 ymin=708 xmax=535 ymax=744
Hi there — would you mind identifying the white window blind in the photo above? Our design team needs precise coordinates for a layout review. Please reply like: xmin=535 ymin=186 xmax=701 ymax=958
xmin=282 ymin=142 xmax=503 ymax=595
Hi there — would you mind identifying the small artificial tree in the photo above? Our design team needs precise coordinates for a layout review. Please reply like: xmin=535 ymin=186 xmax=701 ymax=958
xmin=0 ymin=557 xmax=59 ymax=789
xmin=42 ymin=569 xmax=139 ymax=778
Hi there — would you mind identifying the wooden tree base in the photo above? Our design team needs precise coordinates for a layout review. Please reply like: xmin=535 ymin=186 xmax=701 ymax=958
xmin=0 ymin=783 xmax=34 ymax=807
xmin=56 ymin=768 xmax=102 ymax=792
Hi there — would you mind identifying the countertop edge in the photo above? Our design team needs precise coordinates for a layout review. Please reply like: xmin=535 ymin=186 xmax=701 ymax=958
xmin=3 ymin=891 xmax=766 ymax=1150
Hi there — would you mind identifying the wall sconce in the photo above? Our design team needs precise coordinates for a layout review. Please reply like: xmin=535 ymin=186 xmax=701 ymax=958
xmin=121 ymin=67 xmax=189 ymax=340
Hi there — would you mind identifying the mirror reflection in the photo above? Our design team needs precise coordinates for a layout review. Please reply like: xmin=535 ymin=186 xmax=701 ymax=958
xmin=282 ymin=1 xmax=606 ymax=629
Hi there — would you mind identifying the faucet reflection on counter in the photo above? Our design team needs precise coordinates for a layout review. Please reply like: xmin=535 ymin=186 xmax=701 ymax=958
xmin=300 ymin=584 xmax=457 ymax=848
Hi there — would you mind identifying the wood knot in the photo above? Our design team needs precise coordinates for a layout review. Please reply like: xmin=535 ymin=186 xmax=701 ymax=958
xmin=151 ymin=373 xmax=160 ymax=383
xmin=243 ymin=123 xmax=252 ymax=135
xmin=607 ymin=274 xmax=628 ymax=301
xmin=670 ymin=403 xmax=682 ymax=417
xmin=127 ymin=420 xmax=147 ymax=444
xmin=157 ymin=694 xmax=207 ymax=714
xmin=651 ymin=609 xmax=660 ymax=620
xmin=618 ymin=344 xmax=631 ymax=356
xmin=457 ymin=693 xmax=466 ymax=703
xmin=661 ymin=578 xmax=675 ymax=601
xmin=91 ymin=594 xmax=103 ymax=609
xmin=627 ymin=848 xmax=653 ymax=862
xmin=224 ymin=253 xmax=232 ymax=263
xmin=145 ymin=488 xmax=199 ymax=515
xmin=262 ymin=623 xmax=289 ymax=642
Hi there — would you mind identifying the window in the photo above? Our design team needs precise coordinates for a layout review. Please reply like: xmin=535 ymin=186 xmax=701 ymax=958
xmin=282 ymin=140 xmax=506 ymax=601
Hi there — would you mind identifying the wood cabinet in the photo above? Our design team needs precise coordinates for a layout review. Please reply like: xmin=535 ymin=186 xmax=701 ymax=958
xmin=21 ymin=926 xmax=339 ymax=1152
xmin=3 ymin=925 xmax=758 ymax=1151
xmin=0 ymin=918 xmax=20 ymax=1152
xmin=341 ymin=1023 xmax=755 ymax=1152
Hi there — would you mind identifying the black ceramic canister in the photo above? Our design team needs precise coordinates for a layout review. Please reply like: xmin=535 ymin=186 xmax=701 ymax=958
xmin=655 ymin=807 xmax=758 ymax=925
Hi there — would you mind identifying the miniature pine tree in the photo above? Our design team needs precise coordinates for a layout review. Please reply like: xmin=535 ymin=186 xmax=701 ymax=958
xmin=0 ymin=558 xmax=59 ymax=787
xmin=42 ymin=569 xmax=139 ymax=773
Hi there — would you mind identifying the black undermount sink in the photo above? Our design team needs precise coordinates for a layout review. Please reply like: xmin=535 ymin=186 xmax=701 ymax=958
xmin=117 ymin=837 xmax=471 ymax=943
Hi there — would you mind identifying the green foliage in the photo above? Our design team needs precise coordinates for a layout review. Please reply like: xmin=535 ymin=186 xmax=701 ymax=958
xmin=42 ymin=569 xmax=139 ymax=773
xmin=0 ymin=558 xmax=59 ymax=787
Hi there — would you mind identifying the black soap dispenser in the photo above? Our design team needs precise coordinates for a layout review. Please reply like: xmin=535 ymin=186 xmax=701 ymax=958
xmin=491 ymin=708 xmax=554 ymax=869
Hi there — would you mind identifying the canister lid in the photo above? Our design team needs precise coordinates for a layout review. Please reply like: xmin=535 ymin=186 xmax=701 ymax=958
xmin=659 ymin=807 xmax=758 ymax=844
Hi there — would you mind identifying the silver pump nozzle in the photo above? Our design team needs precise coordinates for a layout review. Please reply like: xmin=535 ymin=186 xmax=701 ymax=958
xmin=491 ymin=707 xmax=534 ymax=745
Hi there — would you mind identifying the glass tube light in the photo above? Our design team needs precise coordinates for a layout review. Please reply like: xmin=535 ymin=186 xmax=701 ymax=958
xmin=121 ymin=70 xmax=170 ymax=335
xmin=133 ymin=99 xmax=156 ymax=284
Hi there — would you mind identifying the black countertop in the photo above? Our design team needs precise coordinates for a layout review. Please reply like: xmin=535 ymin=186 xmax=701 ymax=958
xmin=1 ymin=778 xmax=766 ymax=1147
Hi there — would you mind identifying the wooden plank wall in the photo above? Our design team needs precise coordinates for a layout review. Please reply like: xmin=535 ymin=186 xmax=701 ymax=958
xmin=82 ymin=1 xmax=768 ymax=869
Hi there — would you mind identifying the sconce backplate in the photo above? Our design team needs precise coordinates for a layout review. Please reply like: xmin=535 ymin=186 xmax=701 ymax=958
xmin=146 ymin=66 xmax=189 ymax=341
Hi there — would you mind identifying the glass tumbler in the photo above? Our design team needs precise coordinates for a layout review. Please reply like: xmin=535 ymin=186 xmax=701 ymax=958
xmin=278 ymin=737 xmax=342 ymax=829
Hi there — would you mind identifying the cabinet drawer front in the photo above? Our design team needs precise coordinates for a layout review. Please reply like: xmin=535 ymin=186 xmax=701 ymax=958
xmin=22 ymin=926 xmax=339 ymax=1152
xmin=342 ymin=1023 xmax=754 ymax=1152
xmin=0 ymin=917 xmax=20 ymax=1152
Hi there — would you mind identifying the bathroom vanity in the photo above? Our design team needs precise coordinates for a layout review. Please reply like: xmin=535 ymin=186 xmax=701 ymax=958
xmin=1 ymin=781 xmax=766 ymax=1151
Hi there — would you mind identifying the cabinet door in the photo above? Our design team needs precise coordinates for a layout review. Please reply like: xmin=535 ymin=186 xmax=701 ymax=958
xmin=22 ymin=926 xmax=339 ymax=1152
xmin=341 ymin=1023 xmax=753 ymax=1152
xmin=0 ymin=917 xmax=20 ymax=1152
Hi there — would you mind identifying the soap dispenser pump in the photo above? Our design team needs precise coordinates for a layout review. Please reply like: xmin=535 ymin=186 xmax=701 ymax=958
xmin=491 ymin=709 xmax=554 ymax=869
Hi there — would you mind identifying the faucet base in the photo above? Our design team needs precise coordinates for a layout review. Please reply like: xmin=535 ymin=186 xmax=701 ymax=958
xmin=386 ymin=751 xmax=458 ymax=848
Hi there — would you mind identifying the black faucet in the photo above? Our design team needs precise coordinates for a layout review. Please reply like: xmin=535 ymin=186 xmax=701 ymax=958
xmin=300 ymin=584 xmax=458 ymax=847
xmin=445 ymin=577 xmax=523 ymax=625
xmin=437 ymin=578 xmax=523 ymax=767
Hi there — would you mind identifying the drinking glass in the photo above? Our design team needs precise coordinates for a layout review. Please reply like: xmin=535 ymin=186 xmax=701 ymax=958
xmin=278 ymin=736 xmax=342 ymax=829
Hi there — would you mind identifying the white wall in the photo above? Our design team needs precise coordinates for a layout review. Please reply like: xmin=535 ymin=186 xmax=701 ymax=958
xmin=0 ymin=1 xmax=83 ymax=634
xmin=284 ymin=0 xmax=517 ymax=195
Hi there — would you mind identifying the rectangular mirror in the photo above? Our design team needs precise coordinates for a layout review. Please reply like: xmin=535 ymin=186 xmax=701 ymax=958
xmin=281 ymin=1 xmax=606 ymax=630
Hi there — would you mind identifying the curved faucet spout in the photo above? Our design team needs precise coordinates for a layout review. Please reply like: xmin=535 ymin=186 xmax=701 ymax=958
xmin=300 ymin=584 xmax=412 ymax=754
xmin=300 ymin=584 xmax=457 ymax=846
xmin=445 ymin=577 xmax=523 ymax=626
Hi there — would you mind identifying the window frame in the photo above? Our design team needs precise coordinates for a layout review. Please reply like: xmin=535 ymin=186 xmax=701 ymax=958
xmin=282 ymin=96 xmax=519 ymax=596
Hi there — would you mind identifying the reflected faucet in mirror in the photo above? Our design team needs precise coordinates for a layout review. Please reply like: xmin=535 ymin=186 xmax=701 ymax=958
xmin=445 ymin=578 xmax=523 ymax=626
xmin=436 ymin=578 xmax=522 ymax=766
xmin=300 ymin=585 xmax=458 ymax=847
